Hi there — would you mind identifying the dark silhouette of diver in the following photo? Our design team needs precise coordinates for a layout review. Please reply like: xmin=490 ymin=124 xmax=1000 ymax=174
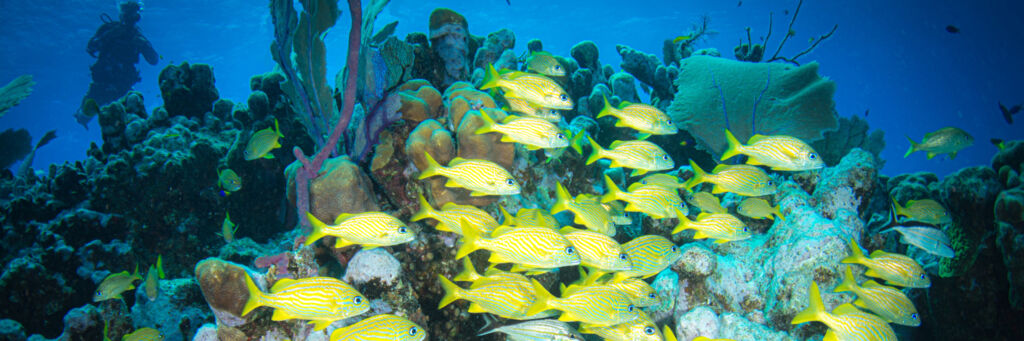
xmin=75 ymin=0 xmax=158 ymax=128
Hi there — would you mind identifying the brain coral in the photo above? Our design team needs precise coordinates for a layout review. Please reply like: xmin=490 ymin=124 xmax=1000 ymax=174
xmin=667 ymin=55 xmax=838 ymax=158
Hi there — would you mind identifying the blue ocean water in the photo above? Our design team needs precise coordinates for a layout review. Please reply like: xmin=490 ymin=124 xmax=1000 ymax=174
xmin=1 ymin=0 xmax=1022 ymax=176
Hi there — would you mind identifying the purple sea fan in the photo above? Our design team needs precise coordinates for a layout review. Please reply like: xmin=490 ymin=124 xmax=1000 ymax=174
xmin=349 ymin=93 xmax=402 ymax=162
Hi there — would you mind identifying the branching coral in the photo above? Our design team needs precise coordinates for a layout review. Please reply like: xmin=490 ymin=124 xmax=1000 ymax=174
xmin=735 ymin=0 xmax=838 ymax=65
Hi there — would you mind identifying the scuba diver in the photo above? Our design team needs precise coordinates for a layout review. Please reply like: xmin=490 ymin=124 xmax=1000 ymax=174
xmin=75 ymin=0 xmax=158 ymax=128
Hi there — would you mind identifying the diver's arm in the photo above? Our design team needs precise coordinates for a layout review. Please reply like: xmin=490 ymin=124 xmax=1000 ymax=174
xmin=137 ymin=34 xmax=159 ymax=65
xmin=87 ymin=23 xmax=117 ymax=58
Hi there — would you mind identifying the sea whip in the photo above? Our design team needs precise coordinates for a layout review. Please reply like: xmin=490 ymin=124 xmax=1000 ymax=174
xmin=292 ymin=0 xmax=362 ymax=230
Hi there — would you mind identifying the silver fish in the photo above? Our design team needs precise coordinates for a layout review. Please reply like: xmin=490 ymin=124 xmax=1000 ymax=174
xmin=478 ymin=319 xmax=584 ymax=341
xmin=880 ymin=226 xmax=954 ymax=258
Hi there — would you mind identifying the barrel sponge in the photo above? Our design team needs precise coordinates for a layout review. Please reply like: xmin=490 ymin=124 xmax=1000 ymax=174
xmin=667 ymin=55 xmax=838 ymax=158
xmin=396 ymin=79 xmax=442 ymax=123
xmin=195 ymin=258 xmax=252 ymax=318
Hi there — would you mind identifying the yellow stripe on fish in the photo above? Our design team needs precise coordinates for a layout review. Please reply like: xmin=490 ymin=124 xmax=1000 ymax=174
xmin=842 ymin=239 xmax=930 ymax=288
xmin=609 ymin=278 xmax=659 ymax=307
xmin=687 ymin=192 xmax=727 ymax=214
xmin=504 ymin=97 xmax=562 ymax=122
xmin=525 ymin=51 xmax=567 ymax=77
xmin=613 ymin=235 xmax=681 ymax=281
xmin=418 ymin=152 xmax=520 ymax=196
xmin=242 ymin=274 xmax=369 ymax=331
xmin=579 ymin=310 xmax=664 ymax=341
xmin=123 ymin=327 xmax=162 ymax=341
xmin=527 ymin=279 xmax=640 ymax=327
xmin=721 ymin=129 xmax=824 ymax=171
xmin=893 ymin=198 xmax=951 ymax=226
xmin=792 ymin=282 xmax=897 ymax=341
xmin=481 ymin=64 xmax=573 ymax=110
xmin=737 ymin=197 xmax=784 ymax=220
xmin=94 ymin=269 xmax=142 ymax=302
xmin=438 ymin=274 xmax=556 ymax=320
xmin=305 ymin=212 xmax=413 ymax=249
xmin=586 ymin=137 xmax=674 ymax=177
xmin=244 ymin=119 xmax=284 ymax=160
xmin=597 ymin=96 xmax=677 ymax=139
xmin=602 ymin=175 xmax=685 ymax=219
xmin=550 ymin=182 xmax=616 ymax=236
xmin=500 ymin=206 xmax=560 ymax=229
xmin=456 ymin=220 xmax=581 ymax=270
xmin=673 ymin=211 xmax=750 ymax=243
xmin=559 ymin=227 xmax=632 ymax=272
xmin=478 ymin=319 xmax=583 ymax=341
xmin=684 ymin=160 xmax=776 ymax=196
xmin=329 ymin=314 xmax=426 ymax=341
xmin=476 ymin=111 xmax=568 ymax=150
xmin=631 ymin=173 xmax=689 ymax=191
xmin=834 ymin=266 xmax=920 ymax=327
xmin=411 ymin=193 xmax=498 ymax=235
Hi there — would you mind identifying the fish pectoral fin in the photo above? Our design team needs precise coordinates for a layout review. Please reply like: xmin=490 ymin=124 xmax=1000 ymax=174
xmin=271 ymin=309 xmax=296 ymax=321
xmin=310 ymin=319 xmax=334 ymax=331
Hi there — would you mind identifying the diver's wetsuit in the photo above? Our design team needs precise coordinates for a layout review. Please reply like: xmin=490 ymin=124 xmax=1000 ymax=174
xmin=76 ymin=16 xmax=158 ymax=127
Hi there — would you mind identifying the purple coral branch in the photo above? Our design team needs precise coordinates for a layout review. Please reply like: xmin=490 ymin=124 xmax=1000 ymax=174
xmin=293 ymin=0 xmax=362 ymax=230
xmin=709 ymin=69 xmax=730 ymax=132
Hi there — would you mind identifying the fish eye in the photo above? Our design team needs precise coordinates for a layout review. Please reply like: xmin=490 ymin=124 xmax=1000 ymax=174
xmin=565 ymin=246 xmax=575 ymax=254
xmin=661 ymin=155 xmax=669 ymax=160
xmin=920 ymin=274 xmax=926 ymax=279
xmin=554 ymin=65 xmax=562 ymax=70
xmin=648 ymin=293 xmax=656 ymax=299
xmin=399 ymin=226 xmax=408 ymax=233
xmin=95 ymin=290 xmax=102 ymax=296
xmin=644 ymin=326 xmax=656 ymax=335
xmin=619 ymin=253 xmax=628 ymax=260
xmin=409 ymin=326 xmax=418 ymax=335
xmin=666 ymin=119 xmax=673 ymax=125
xmin=743 ymin=226 xmax=749 ymax=232
xmin=911 ymin=313 xmax=919 ymax=320
xmin=627 ymin=304 xmax=635 ymax=312
xmin=560 ymin=94 xmax=568 ymax=101
xmin=808 ymin=152 xmax=817 ymax=160
xmin=671 ymin=246 xmax=678 ymax=252
xmin=767 ymin=180 xmax=774 ymax=186
xmin=556 ymin=133 xmax=566 ymax=140
xmin=506 ymin=178 xmax=515 ymax=186
xmin=353 ymin=296 xmax=363 ymax=304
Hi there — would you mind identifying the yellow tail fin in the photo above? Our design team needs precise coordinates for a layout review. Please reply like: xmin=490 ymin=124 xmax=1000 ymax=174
xmin=720 ymin=129 xmax=744 ymax=161
xmin=455 ymin=218 xmax=484 ymax=259
xmin=417 ymin=152 xmax=444 ymax=179
xmin=437 ymin=275 xmax=464 ymax=309
xmin=474 ymin=110 xmax=498 ymax=135
xmin=791 ymin=282 xmax=826 ymax=325
xmin=453 ymin=257 xmax=481 ymax=282
xmin=903 ymin=136 xmax=919 ymax=158
xmin=683 ymin=160 xmax=706 ymax=190
xmin=498 ymin=206 xmax=517 ymax=226
xmin=551 ymin=183 xmax=573 ymax=214
xmin=671 ymin=209 xmax=693 ymax=234
xmin=601 ymin=174 xmax=625 ymax=204
xmin=304 ymin=212 xmax=329 ymax=246
xmin=596 ymin=95 xmax=617 ymax=118
xmin=585 ymin=137 xmax=605 ymax=165
xmin=833 ymin=266 xmax=858 ymax=294
xmin=480 ymin=64 xmax=502 ymax=90
xmin=840 ymin=238 xmax=867 ymax=265
xmin=410 ymin=194 xmax=436 ymax=222
xmin=525 ymin=279 xmax=556 ymax=317
xmin=241 ymin=272 xmax=264 ymax=316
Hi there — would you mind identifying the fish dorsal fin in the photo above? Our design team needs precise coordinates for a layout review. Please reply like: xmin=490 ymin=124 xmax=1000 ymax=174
xmin=868 ymin=250 xmax=887 ymax=258
xmin=862 ymin=280 xmax=884 ymax=288
xmin=747 ymin=134 xmax=770 ymax=144
xmin=449 ymin=157 xmax=470 ymax=166
xmin=711 ymin=164 xmax=730 ymax=173
xmin=269 ymin=278 xmax=297 ymax=292
xmin=609 ymin=140 xmax=626 ymax=149
xmin=832 ymin=303 xmax=862 ymax=316
xmin=333 ymin=213 xmax=355 ymax=224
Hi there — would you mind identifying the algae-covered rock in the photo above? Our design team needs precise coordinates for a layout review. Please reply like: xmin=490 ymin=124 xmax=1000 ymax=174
xmin=668 ymin=55 xmax=838 ymax=158
xmin=812 ymin=115 xmax=885 ymax=167
xmin=937 ymin=166 xmax=1002 ymax=277
xmin=158 ymin=62 xmax=219 ymax=118
xmin=429 ymin=8 xmax=470 ymax=88
xmin=195 ymin=258 xmax=252 ymax=321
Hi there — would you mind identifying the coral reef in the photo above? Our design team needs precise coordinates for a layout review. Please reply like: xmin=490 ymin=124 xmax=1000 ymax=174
xmin=811 ymin=115 xmax=886 ymax=167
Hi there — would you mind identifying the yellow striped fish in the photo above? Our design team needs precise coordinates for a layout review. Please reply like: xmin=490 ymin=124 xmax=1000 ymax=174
xmin=673 ymin=211 xmax=750 ymax=243
xmin=721 ymin=129 xmax=824 ymax=171
xmin=609 ymin=278 xmax=659 ymax=307
xmin=738 ymin=197 xmax=784 ymax=220
xmin=579 ymin=310 xmax=664 ymax=341
xmin=438 ymin=275 xmax=556 ymax=320
xmin=687 ymin=192 xmax=727 ymax=214
xmin=478 ymin=319 xmax=583 ymax=341
xmin=244 ymin=119 xmax=284 ymax=160
xmin=504 ymin=97 xmax=562 ymax=122
xmin=904 ymin=127 xmax=973 ymax=160
xmin=841 ymin=239 xmax=930 ymax=288
xmin=476 ymin=111 xmax=568 ymax=150
xmin=599 ymin=199 xmax=634 ymax=226
xmin=791 ymin=282 xmax=897 ymax=341
xmin=482 ymin=64 xmax=573 ymax=110
xmin=453 ymin=256 xmax=529 ymax=288
xmin=834 ymin=266 xmax=920 ymax=326
xmin=526 ymin=279 xmax=640 ymax=326
xmin=411 ymin=194 xmax=498 ymax=235
xmin=418 ymin=152 xmax=520 ymax=196
xmin=893 ymin=198 xmax=951 ymax=226
xmin=559 ymin=227 xmax=632 ymax=272
xmin=144 ymin=265 xmax=159 ymax=302
xmin=219 ymin=211 xmax=238 ymax=243
xmin=500 ymin=206 xmax=560 ymax=229
xmin=613 ymin=235 xmax=681 ymax=281
xmin=551 ymin=183 xmax=616 ymax=236
xmin=525 ymin=51 xmax=567 ymax=77
xmin=693 ymin=337 xmax=736 ymax=341
xmin=597 ymin=96 xmax=678 ymax=139
xmin=242 ymin=275 xmax=369 ymax=331
xmin=123 ymin=327 xmax=163 ymax=341
xmin=329 ymin=314 xmax=426 ymax=341
xmin=456 ymin=221 xmax=580 ymax=270
xmin=631 ymin=173 xmax=688 ymax=190
xmin=602 ymin=175 xmax=685 ymax=219
xmin=684 ymin=160 xmax=776 ymax=196
xmin=93 ymin=269 xmax=142 ymax=302
xmin=586 ymin=137 xmax=674 ymax=177
xmin=305 ymin=212 xmax=414 ymax=249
